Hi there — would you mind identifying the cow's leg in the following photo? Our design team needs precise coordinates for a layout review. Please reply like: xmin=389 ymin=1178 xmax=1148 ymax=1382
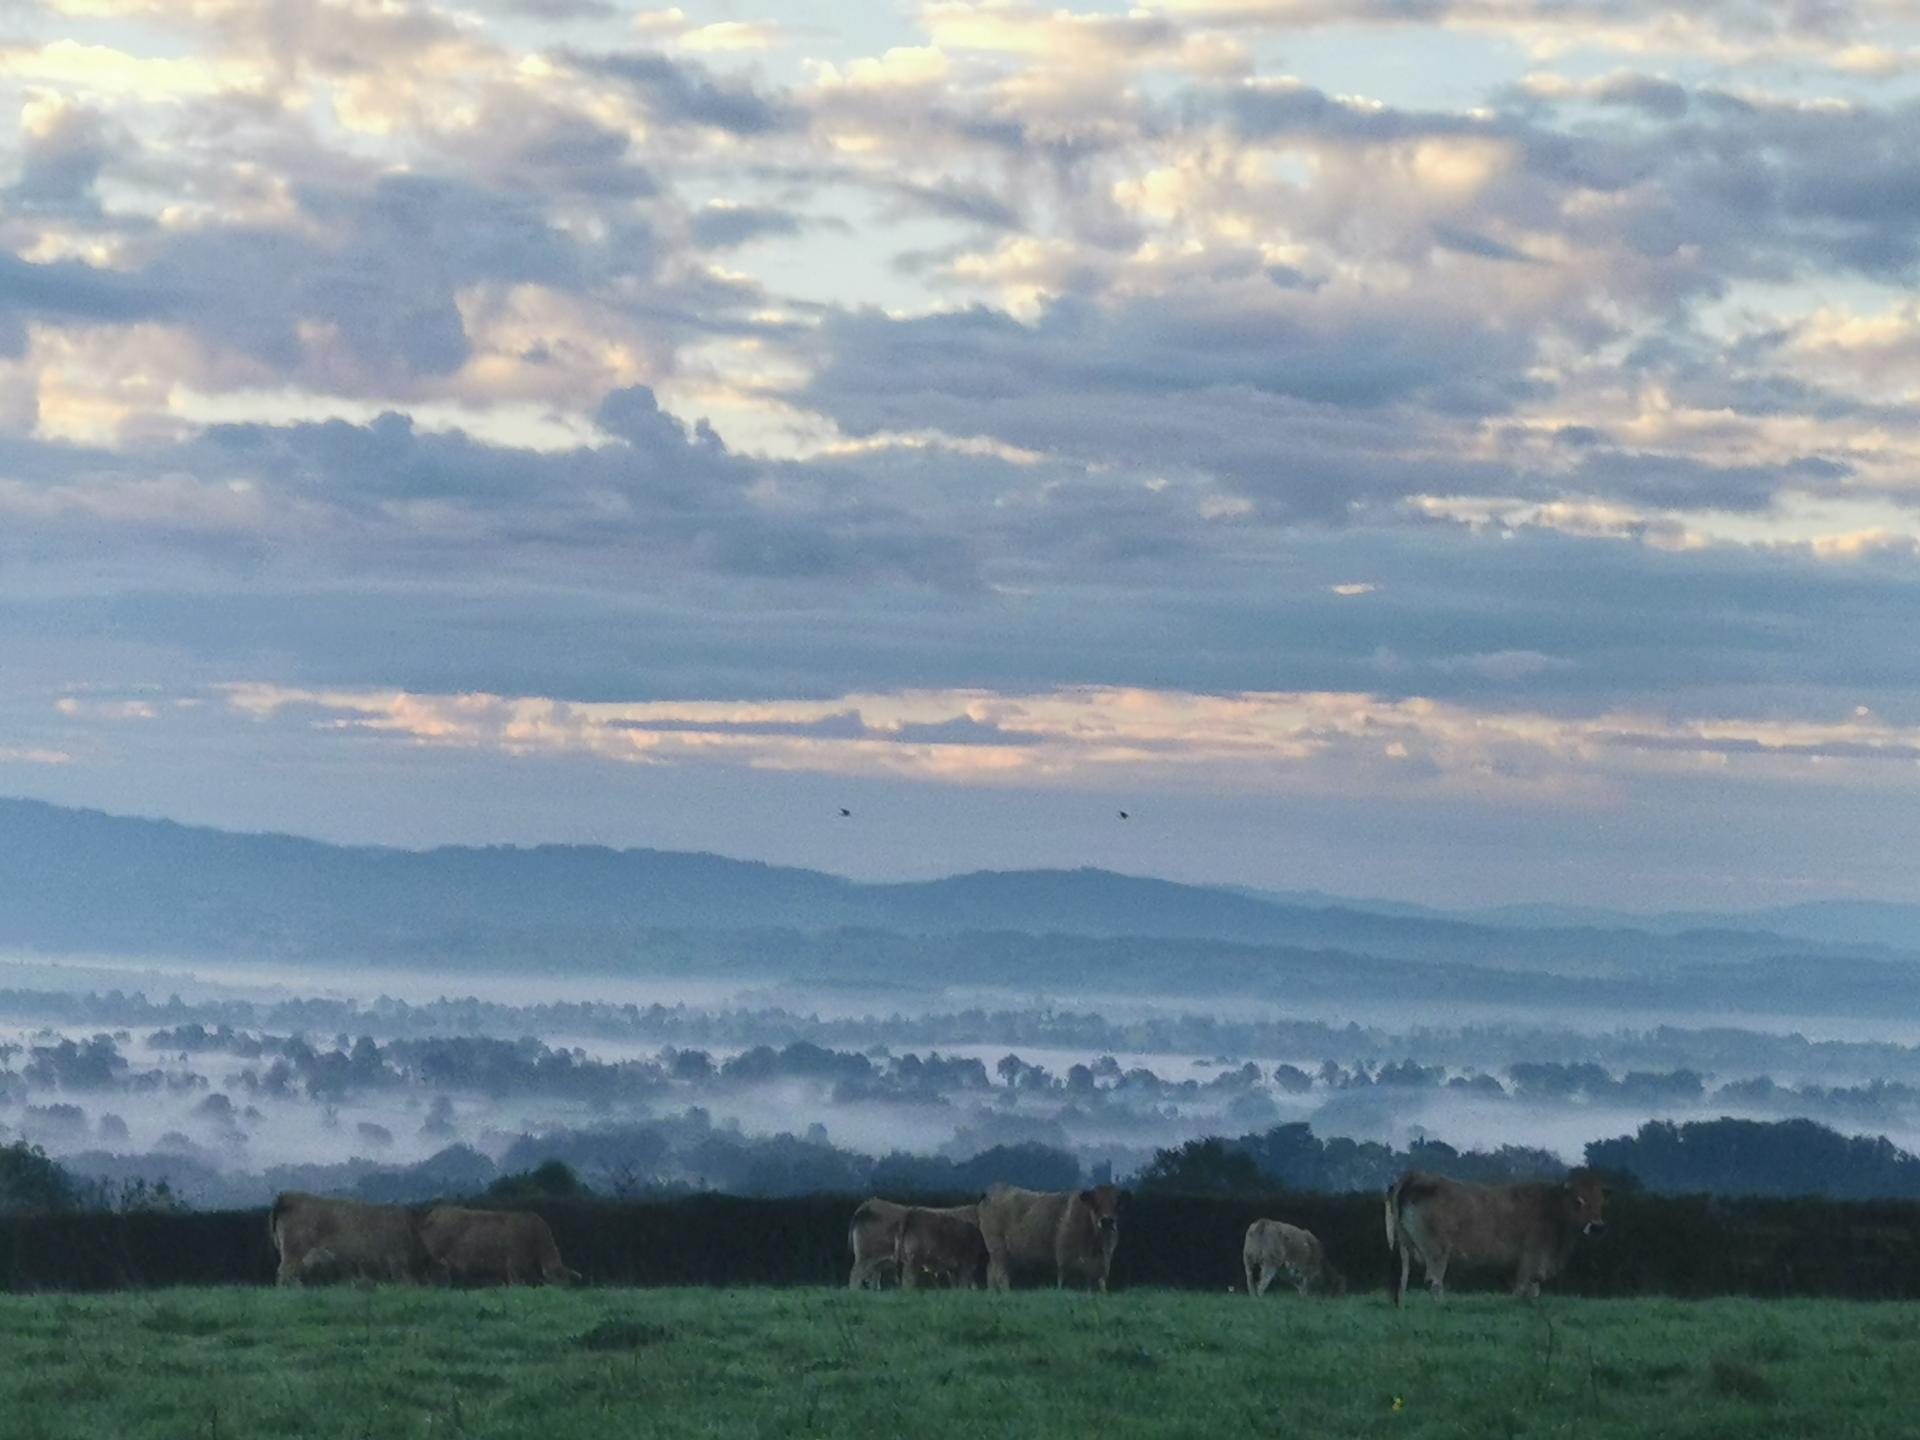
xmin=987 ymin=1255 xmax=1011 ymax=1293
xmin=1293 ymin=1269 xmax=1311 ymax=1297
xmin=1427 ymin=1248 xmax=1450 ymax=1300
xmin=1244 ymin=1259 xmax=1257 ymax=1296
xmin=1394 ymin=1245 xmax=1410 ymax=1307
xmin=901 ymin=1255 xmax=923 ymax=1291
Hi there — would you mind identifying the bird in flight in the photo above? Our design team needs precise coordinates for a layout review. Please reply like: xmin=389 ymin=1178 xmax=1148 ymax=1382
xmin=838 ymin=808 xmax=852 ymax=818
xmin=1117 ymin=810 xmax=1129 ymax=820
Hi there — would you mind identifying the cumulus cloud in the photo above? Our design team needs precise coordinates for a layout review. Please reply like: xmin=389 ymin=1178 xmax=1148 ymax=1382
xmin=564 ymin=48 xmax=801 ymax=135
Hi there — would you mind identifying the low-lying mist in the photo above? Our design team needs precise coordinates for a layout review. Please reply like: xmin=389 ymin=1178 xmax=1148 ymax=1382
xmin=9 ymin=949 xmax=1920 ymax=1208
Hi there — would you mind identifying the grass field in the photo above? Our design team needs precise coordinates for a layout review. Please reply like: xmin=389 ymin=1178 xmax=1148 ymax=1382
xmin=1 ymin=1286 xmax=1915 ymax=1439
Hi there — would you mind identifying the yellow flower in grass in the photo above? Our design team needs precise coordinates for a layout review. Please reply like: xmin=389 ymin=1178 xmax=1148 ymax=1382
xmin=1392 ymin=1396 xmax=1405 ymax=1413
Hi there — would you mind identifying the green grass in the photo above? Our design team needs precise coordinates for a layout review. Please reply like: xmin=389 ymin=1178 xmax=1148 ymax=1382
xmin=0 ymin=1287 xmax=1914 ymax=1438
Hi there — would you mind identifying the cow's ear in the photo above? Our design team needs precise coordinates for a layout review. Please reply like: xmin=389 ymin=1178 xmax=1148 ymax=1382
xmin=1571 ymin=1193 xmax=1587 ymax=1210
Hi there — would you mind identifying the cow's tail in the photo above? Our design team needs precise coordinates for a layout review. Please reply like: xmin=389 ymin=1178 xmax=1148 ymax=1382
xmin=848 ymin=1200 xmax=870 ymax=1257
xmin=1384 ymin=1177 xmax=1403 ymax=1253
xmin=268 ymin=1193 xmax=289 ymax=1255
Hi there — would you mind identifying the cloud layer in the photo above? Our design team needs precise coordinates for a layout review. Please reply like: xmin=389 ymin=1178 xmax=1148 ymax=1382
xmin=5 ymin=0 xmax=1920 ymax=904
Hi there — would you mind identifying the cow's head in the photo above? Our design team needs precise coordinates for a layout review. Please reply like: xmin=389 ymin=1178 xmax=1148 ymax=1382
xmin=1078 ymin=1184 xmax=1125 ymax=1237
xmin=1563 ymin=1173 xmax=1610 ymax=1237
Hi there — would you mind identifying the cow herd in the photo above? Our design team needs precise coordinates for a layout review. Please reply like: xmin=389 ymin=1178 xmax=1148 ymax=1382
xmin=265 ymin=1170 xmax=1611 ymax=1302
xmin=853 ymin=1183 xmax=1127 ymax=1292
xmin=270 ymin=1192 xmax=580 ymax=1287
xmin=855 ymin=1171 xmax=1609 ymax=1302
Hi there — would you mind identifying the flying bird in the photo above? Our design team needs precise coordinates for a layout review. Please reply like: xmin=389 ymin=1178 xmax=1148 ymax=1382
xmin=838 ymin=808 xmax=852 ymax=818
xmin=1117 ymin=810 xmax=1129 ymax=820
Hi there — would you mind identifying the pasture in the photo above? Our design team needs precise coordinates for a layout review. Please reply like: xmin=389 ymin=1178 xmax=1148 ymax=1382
xmin=0 ymin=1286 xmax=1913 ymax=1439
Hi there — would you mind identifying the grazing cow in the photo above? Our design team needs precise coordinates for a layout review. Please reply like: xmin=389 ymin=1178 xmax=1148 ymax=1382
xmin=976 ymin=1183 xmax=1126 ymax=1292
xmin=419 ymin=1205 xmax=581 ymax=1286
xmin=1386 ymin=1171 xmax=1609 ymax=1305
xmin=896 ymin=1205 xmax=988 ymax=1290
xmin=269 ymin=1192 xmax=432 ymax=1287
xmin=1243 ymin=1218 xmax=1345 ymax=1297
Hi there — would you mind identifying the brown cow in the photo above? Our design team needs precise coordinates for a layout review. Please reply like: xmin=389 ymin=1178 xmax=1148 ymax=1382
xmin=848 ymin=1197 xmax=909 ymax=1289
xmin=848 ymin=1198 xmax=983 ymax=1289
xmin=976 ymin=1183 xmax=1125 ymax=1292
xmin=1243 ymin=1218 xmax=1345 ymax=1297
xmin=419 ymin=1205 xmax=581 ymax=1286
xmin=269 ymin=1192 xmax=432 ymax=1286
xmin=1386 ymin=1171 xmax=1608 ymax=1305
xmin=896 ymin=1205 xmax=988 ymax=1290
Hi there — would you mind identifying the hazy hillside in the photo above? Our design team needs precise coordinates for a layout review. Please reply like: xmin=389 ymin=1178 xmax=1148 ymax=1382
xmin=1242 ymin=887 xmax=1920 ymax=954
xmin=0 ymin=799 xmax=1908 ymax=990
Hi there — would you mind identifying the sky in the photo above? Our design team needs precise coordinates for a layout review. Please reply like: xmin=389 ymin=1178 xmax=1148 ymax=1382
xmin=5 ymin=0 xmax=1920 ymax=910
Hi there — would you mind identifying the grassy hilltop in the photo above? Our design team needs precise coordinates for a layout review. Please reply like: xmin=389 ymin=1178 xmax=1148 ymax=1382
xmin=2 ymin=1286 xmax=1915 ymax=1439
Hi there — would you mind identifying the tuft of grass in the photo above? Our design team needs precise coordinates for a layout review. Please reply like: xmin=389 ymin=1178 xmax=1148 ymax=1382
xmin=139 ymin=1306 xmax=229 ymax=1338
xmin=1707 ymin=1355 xmax=1778 ymax=1402
xmin=1100 ymin=1343 xmax=1159 ymax=1371
xmin=574 ymin=1319 xmax=671 ymax=1351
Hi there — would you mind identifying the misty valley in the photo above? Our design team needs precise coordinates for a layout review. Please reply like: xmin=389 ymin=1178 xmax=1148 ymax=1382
xmin=11 ymin=958 xmax=1920 ymax=1212
xmin=9 ymin=801 xmax=1920 ymax=1213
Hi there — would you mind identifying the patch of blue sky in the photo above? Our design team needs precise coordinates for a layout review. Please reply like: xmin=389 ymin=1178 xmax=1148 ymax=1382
xmin=1240 ymin=26 xmax=1526 ymax=113
xmin=718 ymin=190 xmax=974 ymax=317
xmin=1691 ymin=274 xmax=1915 ymax=343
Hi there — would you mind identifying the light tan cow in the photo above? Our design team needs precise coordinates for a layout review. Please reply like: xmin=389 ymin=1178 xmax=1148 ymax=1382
xmin=1243 ymin=1218 xmax=1345 ymax=1297
xmin=896 ymin=1205 xmax=987 ymax=1290
xmin=848 ymin=1197 xmax=909 ymax=1289
xmin=976 ymin=1183 xmax=1125 ymax=1292
xmin=268 ymin=1192 xmax=432 ymax=1286
xmin=1386 ymin=1171 xmax=1609 ymax=1305
xmin=419 ymin=1205 xmax=581 ymax=1286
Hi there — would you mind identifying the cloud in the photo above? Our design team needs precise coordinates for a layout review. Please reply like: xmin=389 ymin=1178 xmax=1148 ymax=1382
xmin=565 ymin=49 xmax=802 ymax=135
xmin=690 ymin=202 xmax=808 ymax=250
xmin=198 ymin=680 xmax=1920 ymax=807
xmin=0 ymin=255 xmax=172 ymax=328
xmin=1172 ymin=0 xmax=1902 ymax=69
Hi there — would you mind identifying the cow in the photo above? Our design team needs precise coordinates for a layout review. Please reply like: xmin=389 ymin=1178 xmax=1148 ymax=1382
xmin=269 ymin=1192 xmax=433 ymax=1287
xmin=1385 ymin=1171 xmax=1609 ymax=1305
xmin=419 ymin=1205 xmax=581 ymax=1286
xmin=896 ymin=1205 xmax=988 ymax=1290
xmin=976 ymin=1183 xmax=1126 ymax=1292
xmin=848 ymin=1198 xmax=983 ymax=1289
xmin=848 ymin=1198 xmax=909 ymax=1289
xmin=1243 ymin=1218 xmax=1345 ymax=1297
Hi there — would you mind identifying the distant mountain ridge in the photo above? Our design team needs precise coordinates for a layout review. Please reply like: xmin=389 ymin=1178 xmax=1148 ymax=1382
xmin=0 ymin=796 xmax=1911 ymax=974
xmin=1235 ymin=886 xmax=1920 ymax=953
